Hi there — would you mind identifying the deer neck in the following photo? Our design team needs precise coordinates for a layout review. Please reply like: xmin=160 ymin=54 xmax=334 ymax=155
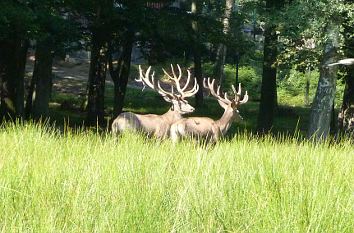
xmin=162 ymin=108 xmax=183 ymax=124
xmin=216 ymin=108 xmax=236 ymax=135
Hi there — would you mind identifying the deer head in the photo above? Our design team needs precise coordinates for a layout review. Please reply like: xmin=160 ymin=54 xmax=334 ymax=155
xmin=203 ymin=78 xmax=248 ymax=121
xmin=136 ymin=65 xmax=199 ymax=114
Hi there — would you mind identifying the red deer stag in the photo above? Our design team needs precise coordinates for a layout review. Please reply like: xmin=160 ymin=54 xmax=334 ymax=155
xmin=170 ymin=78 xmax=248 ymax=142
xmin=111 ymin=65 xmax=199 ymax=138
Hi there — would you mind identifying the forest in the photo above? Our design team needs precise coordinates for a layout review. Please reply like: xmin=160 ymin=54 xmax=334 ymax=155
xmin=0 ymin=0 xmax=353 ymax=139
xmin=0 ymin=0 xmax=353 ymax=232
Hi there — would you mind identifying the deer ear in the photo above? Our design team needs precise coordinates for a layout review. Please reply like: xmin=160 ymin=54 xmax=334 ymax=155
xmin=163 ymin=96 xmax=173 ymax=103
xmin=217 ymin=99 xmax=228 ymax=109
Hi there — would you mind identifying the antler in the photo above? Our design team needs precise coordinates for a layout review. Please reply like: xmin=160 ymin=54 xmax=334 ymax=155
xmin=136 ymin=66 xmax=155 ymax=90
xmin=231 ymin=83 xmax=248 ymax=105
xmin=203 ymin=78 xmax=231 ymax=104
xmin=136 ymin=65 xmax=176 ymax=99
xmin=203 ymin=78 xmax=248 ymax=106
xmin=162 ymin=64 xmax=199 ymax=99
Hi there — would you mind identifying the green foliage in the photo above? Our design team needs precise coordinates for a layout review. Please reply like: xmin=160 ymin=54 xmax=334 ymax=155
xmin=203 ymin=63 xmax=261 ymax=100
xmin=0 ymin=123 xmax=353 ymax=232
xmin=278 ymin=69 xmax=319 ymax=106
xmin=0 ymin=0 xmax=35 ymax=40
xmin=276 ymin=0 xmax=354 ymax=70
xmin=278 ymin=69 xmax=346 ymax=106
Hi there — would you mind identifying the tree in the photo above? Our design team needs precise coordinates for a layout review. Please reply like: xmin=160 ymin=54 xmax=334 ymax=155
xmin=108 ymin=27 xmax=135 ymax=117
xmin=338 ymin=65 xmax=354 ymax=136
xmin=191 ymin=0 xmax=204 ymax=107
xmin=82 ymin=1 xmax=113 ymax=126
xmin=30 ymin=38 xmax=54 ymax=119
xmin=307 ymin=0 xmax=352 ymax=140
xmin=25 ymin=1 xmax=78 ymax=119
xmin=257 ymin=0 xmax=286 ymax=133
xmin=0 ymin=1 xmax=33 ymax=121
xmin=213 ymin=0 xmax=234 ymax=85
xmin=338 ymin=2 xmax=354 ymax=136
xmin=307 ymin=22 xmax=340 ymax=139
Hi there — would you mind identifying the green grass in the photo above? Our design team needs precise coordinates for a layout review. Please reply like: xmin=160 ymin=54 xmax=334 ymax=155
xmin=0 ymin=123 xmax=353 ymax=232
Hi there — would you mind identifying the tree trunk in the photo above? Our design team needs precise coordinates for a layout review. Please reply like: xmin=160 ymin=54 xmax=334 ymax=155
xmin=307 ymin=23 xmax=339 ymax=140
xmin=337 ymin=9 xmax=354 ymax=137
xmin=191 ymin=0 xmax=203 ymax=107
xmin=86 ymin=29 xmax=108 ymax=126
xmin=31 ymin=39 xmax=54 ymax=119
xmin=25 ymin=59 xmax=37 ymax=118
xmin=338 ymin=65 xmax=354 ymax=136
xmin=0 ymin=38 xmax=28 ymax=120
xmin=304 ymin=67 xmax=310 ymax=106
xmin=193 ymin=48 xmax=203 ymax=107
xmin=257 ymin=25 xmax=278 ymax=133
xmin=213 ymin=0 xmax=234 ymax=85
xmin=214 ymin=44 xmax=227 ymax=85
xmin=109 ymin=30 xmax=134 ymax=118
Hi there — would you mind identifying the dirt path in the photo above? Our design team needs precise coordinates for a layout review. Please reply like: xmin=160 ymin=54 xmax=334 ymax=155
xmin=25 ymin=57 xmax=195 ymax=97
xmin=26 ymin=57 xmax=117 ymax=96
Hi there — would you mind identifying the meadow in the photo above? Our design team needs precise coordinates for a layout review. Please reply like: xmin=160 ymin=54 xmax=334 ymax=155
xmin=0 ymin=123 xmax=353 ymax=232
xmin=0 ymin=63 xmax=351 ymax=232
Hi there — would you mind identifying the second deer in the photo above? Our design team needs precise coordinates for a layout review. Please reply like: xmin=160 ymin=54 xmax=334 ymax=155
xmin=170 ymin=78 xmax=248 ymax=143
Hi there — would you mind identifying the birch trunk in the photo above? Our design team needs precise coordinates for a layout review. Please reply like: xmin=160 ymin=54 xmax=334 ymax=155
xmin=213 ymin=0 xmax=234 ymax=85
xmin=308 ymin=22 xmax=339 ymax=140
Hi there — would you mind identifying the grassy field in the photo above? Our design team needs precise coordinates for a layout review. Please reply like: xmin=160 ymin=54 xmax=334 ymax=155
xmin=0 ymin=123 xmax=353 ymax=232
xmin=9 ymin=62 xmax=350 ymax=232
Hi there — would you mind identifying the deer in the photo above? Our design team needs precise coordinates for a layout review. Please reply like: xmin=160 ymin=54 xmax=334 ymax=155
xmin=170 ymin=78 xmax=248 ymax=143
xmin=111 ymin=64 xmax=199 ymax=138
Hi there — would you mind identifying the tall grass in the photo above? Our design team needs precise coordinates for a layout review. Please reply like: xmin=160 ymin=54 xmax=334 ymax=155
xmin=0 ymin=123 xmax=353 ymax=232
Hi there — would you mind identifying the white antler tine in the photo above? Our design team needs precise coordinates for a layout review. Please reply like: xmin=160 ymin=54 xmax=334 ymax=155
xmin=145 ymin=66 xmax=151 ymax=82
xmin=151 ymin=71 xmax=155 ymax=85
xmin=231 ymin=84 xmax=236 ymax=94
xmin=177 ymin=64 xmax=182 ymax=80
xmin=237 ymin=83 xmax=242 ymax=95
xmin=162 ymin=67 xmax=169 ymax=76
xmin=157 ymin=80 xmax=168 ymax=95
xmin=240 ymin=91 xmax=249 ymax=104
xmin=136 ymin=65 xmax=143 ymax=82
xmin=224 ymin=92 xmax=232 ymax=102
xmin=171 ymin=64 xmax=177 ymax=79
xmin=209 ymin=78 xmax=214 ymax=87
xmin=194 ymin=78 xmax=199 ymax=92
xmin=182 ymin=69 xmax=191 ymax=91
xmin=203 ymin=77 xmax=208 ymax=88
xmin=191 ymin=77 xmax=199 ymax=94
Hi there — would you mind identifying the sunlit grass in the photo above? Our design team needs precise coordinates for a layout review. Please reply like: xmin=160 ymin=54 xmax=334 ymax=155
xmin=0 ymin=123 xmax=353 ymax=232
